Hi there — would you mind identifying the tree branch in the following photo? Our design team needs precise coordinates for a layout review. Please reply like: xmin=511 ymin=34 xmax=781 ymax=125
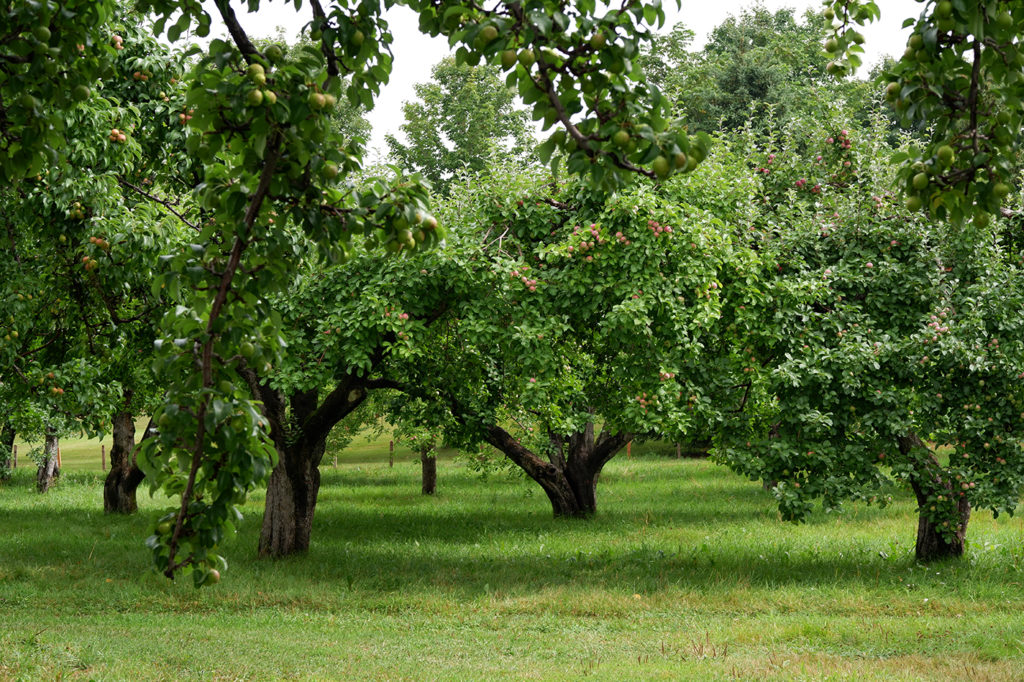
xmin=117 ymin=177 xmax=198 ymax=231
xmin=213 ymin=0 xmax=258 ymax=59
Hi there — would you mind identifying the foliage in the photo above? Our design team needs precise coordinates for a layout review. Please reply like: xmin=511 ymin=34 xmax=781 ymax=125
xmin=0 ymin=13 xmax=183 ymax=450
xmin=825 ymin=0 xmax=1024 ymax=222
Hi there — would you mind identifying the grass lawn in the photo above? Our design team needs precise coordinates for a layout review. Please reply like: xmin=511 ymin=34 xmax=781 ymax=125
xmin=1 ymin=437 xmax=1023 ymax=681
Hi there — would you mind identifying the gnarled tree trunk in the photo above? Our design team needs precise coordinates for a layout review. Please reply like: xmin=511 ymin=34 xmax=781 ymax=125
xmin=243 ymin=373 xmax=377 ymax=558
xmin=486 ymin=420 xmax=630 ymax=518
xmin=36 ymin=430 xmax=60 ymax=493
xmin=898 ymin=433 xmax=971 ymax=561
xmin=420 ymin=447 xmax=437 ymax=495
xmin=103 ymin=412 xmax=148 ymax=514
xmin=0 ymin=421 xmax=13 ymax=482
xmin=260 ymin=436 xmax=326 ymax=557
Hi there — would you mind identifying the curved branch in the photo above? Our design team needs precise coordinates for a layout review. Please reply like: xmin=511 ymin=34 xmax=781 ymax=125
xmin=117 ymin=177 xmax=199 ymax=231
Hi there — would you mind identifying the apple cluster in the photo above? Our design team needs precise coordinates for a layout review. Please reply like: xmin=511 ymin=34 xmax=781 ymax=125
xmin=510 ymin=267 xmax=538 ymax=293
xmin=646 ymin=219 xmax=673 ymax=236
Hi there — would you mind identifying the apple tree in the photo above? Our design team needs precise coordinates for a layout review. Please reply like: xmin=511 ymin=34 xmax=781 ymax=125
xmin=0 ymin=11 xmax=195 ymax=508
xmin=373 ymin=156 xmax=756 ymax=517
xmin=713 ymin=104 xmax=1024 ymax=561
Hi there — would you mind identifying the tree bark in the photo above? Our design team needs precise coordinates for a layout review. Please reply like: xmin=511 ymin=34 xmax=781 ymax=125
xmin=485 ymin=421 xmax=630 ymax=517
xmin=36 ymin=430 xmax=60 ymax=493
xmin=0 ymin=421 xmax=13 ymax=482
xmin=898 ymin=433 xmax=971 ymax=561
xmin=243 ymin=372 xmax=379 ymax=558
xmin=420 ymin=447 xmax=437 ymax=495
xmin=259 ymin=436 xmax=326 ymax=557
xmin=910 ymin=481 xmax=970 ymax=561
xmin=103 ymin=412 xmax=148 ymax=514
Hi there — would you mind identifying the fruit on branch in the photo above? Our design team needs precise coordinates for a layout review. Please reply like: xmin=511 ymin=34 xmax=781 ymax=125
xmin=265 ymin=44 xmax=284 ymax=63
xmin=937 ymin=145 xmax=955 ymax=167
xmin=246 ymin=89 xmax=264 ymax=106
xmin=308 ymin=92 xmax=327 ymax=110
xmin=500 ymin=50 xmax=517 ymax=70
xmin=247 ymin=63 xmax=267 ymax=86
xmin=320 ymin=162 xmax=339 ymax=180
xmin=652 ymin=155 xmax=671 ymax=179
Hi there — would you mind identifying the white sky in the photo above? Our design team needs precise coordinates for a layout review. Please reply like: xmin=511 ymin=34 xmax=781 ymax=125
xmin=199 ymin=0 xmax=922 ymax=154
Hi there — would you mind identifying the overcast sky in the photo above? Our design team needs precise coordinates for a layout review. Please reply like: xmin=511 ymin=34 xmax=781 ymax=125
xmin=199 ymin=0 xmax=921 ymax=154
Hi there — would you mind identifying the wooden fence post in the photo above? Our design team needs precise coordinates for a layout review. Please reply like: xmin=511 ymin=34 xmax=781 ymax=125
xmin=627 ymin=441 xmax=632 ymax=459
xmin=389 ymin=440 xmax=394 ymax=468
xmin=676 ymin=443 xmax=681 ymax=459
xmin=101 ymin=444 xmax=106 ymax=471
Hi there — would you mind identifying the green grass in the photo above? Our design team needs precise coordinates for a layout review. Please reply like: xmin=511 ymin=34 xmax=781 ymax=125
xmin=2 ymin=443 xmax=1024 ymax=680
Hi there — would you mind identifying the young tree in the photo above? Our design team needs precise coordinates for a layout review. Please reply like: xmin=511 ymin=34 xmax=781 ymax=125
xmin=386 ymin=57 xmax=535 ymax=193
xmin=371 ymin=395 xmax=451 ymax=495
xmin=0 ymin=419 xmax=13 ymax=481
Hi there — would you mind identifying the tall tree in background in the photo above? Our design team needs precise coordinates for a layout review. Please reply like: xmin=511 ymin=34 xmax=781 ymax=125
xmin=644 ymin=6 xmax=832 ymax=133
xmin=387 ymin=57 xmax=535 ymax=193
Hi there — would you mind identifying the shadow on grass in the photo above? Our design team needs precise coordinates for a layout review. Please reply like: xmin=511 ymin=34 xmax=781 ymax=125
xmin=0 ymin=462 xmax=967 ymax=607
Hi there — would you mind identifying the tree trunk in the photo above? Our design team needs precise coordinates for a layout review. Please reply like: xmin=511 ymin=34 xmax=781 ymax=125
xmin=103 ymin=412 xmax=147 ymax=514
xmin=911 ymin=483 xmax=970 ymax=561
xmin=259 ymin=437 xmax=326 ymax=557
xmin=0 ymin=421 xmax=13 ymax=482
xmin=420 ymin=447 xmax=437 ymax=495
xmin=486 ymin=422 xmax=629 ymax=518
xmin=898 ymin=433 xmax=971 ymax=561
xmin=241 ymin=372 xmax=376 ymax=558
xmin=36 ymin=430 xmax=60 ymax=493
